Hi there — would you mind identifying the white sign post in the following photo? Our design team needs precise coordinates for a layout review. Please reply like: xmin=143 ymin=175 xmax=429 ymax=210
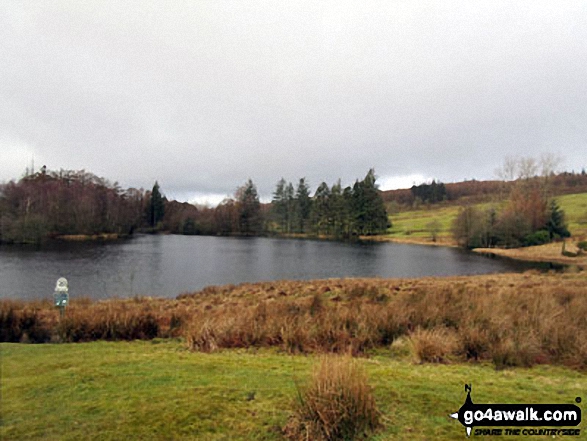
xmin=54 ymin=277 xmax=69 ymax=319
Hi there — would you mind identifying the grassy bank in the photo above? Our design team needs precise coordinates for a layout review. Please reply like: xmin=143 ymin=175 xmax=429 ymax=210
xmin=2 ymin=340 xmax=585 ymax=440
xmin=386 ymin=192 xmax=587 ymax=244
xmin=474 ymin=241 xmax=587 ymax=268
xmin=54 ymin=233 xmax=123 ymax=241
xmin=383 ymin=193 xmax=587 ymax=268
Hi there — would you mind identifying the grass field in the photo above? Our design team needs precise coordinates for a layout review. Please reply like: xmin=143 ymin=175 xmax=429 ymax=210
xmin=558 ymin=193 xmax=587 ymax=238
xmin=2 ymin=340 xmax=585 ymax=441
xmin=386 ymin=192 xmax=587 ymax=243
xmin=387 ymin=204 xmax=460 ymax=241
xmin=3 ymin=272 xmax=587 ymax=440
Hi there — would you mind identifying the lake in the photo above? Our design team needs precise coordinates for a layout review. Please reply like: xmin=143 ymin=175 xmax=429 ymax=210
xmin=0 ymin=235 xmax=544 ymax=301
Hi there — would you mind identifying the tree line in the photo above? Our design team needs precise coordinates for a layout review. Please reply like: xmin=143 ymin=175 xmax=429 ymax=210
xmin=163 ymin=169 xmax=390 ymax=238
xmin=383 ymin=170 xmax=587 ymax=208
xmin=0 ymin=167 xmax=389 ymax=243
xmin=269 ymin=169 xmax=389 ymax=238
xmin=452 ymin=156 xmax=571 ymax=248
xmin=0 ymin=169 xmax=146 ymax=244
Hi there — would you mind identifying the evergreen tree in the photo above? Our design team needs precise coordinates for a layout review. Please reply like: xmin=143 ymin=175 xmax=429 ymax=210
xmin=294 ymin=178 xmax=312 ymax=233
xmin=351 ymin=179 xmax=366 ymax=235
xmin=330 ymin=181 xmax=347 ymax=237
xmin=342 ymin=186 xmax=354 ymax=237
xmin=353 ymin=169 xmax=389 ymax=235
xmin=236 ymin=179 xmax=261 ymax=235
xmin=546 ymin=199 xmax=570 ymax=239
xmin=271 ymin=178 xmax=287 ymax=232
xmin=311 ymin=182 xmax=331 ymax=235
xmin=285 ymin=182 xmax=295 ymax=233
xmin=147 ymin=181 xmax=165 ymax=228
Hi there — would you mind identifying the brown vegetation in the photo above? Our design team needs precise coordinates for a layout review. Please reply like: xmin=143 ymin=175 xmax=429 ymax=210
xmin=474 ymin=241 xmax=587 ymax=268
xmin=2 ymin=272 xmax=587 ymax=369
xmin=0 ymin=169 xmax=145 ymax=244
xmin=283 ymin=356 xmax=380 ymax=441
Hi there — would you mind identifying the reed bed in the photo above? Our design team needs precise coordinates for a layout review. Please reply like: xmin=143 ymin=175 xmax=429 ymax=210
xmin=2 ymin=271 xmax=586 ymax=369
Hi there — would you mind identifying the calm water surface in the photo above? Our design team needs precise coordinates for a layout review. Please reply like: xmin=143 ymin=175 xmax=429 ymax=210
xmin=0 ymin=235 xmax=542 ymax=300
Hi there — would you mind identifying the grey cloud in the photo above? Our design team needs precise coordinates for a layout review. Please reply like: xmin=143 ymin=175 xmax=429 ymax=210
xmin=1 ymin=1 xmax=586 ymax=201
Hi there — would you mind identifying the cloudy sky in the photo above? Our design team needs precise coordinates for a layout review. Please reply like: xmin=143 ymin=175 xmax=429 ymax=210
xmin=1 ymin=1 xmax=586 ymax=205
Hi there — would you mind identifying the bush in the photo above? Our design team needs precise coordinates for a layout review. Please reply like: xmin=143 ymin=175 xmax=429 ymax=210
xmin=491 ymin=336 xmax=541 ymax=370
xmin=60 ymin=309 xmax=160 ymax=342
xmin=577 ymin=241 xmax=587 ymax=251
xmin=522 ymin=230 xmax=550 ymax=247
xmin=408 ymin=327 xmax=458 ymax=363
xmin=459 ymin=325 xmax=494 ymax=361
xmin=283 ymin=357 xmax=380 ymax=441
xmin=0 ymin=303 xmax=52 ymax=343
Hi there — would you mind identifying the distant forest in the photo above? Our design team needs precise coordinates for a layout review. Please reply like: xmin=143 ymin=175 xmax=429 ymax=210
xmin=2 ymin=162 xmax=585 ymax=246
xmin=383 ymin=171 xmax=587 ymax=207
xmin=0 ymin=168 xmax=389 ymax=244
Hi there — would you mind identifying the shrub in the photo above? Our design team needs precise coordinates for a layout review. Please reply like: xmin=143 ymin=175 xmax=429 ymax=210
xmin=491 ymin=335 xmax=541 ymax=370
xmin=408 ymin=327 xmax=458 ymax=363
xmin=283 ymin=357 xmax=380 ymax=441
xmin=577 ymin=241 xmax=587 ymax=251
xmin=0 ymin=302 xmax=52 ymax=343
xmin=522 ymin=230 xmax=550 ymax=247
xmin=59 ymin=308 xmax=160 ymax=342
xmin=459 ymin=325 xmax=494 ymax=361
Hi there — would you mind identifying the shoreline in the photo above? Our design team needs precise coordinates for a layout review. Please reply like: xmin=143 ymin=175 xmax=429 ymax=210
xmin=8 ymin=230 xmax=586 ymax=269
xmin=363 ymin=234 xmax=458 ymax=247
xmin=55 ymin=233 xmax=124 ymax=241
xmin=377 ymin=235 xmax=586 ymax=269
xmin=473 ymin=242 xmax=587 ymax=269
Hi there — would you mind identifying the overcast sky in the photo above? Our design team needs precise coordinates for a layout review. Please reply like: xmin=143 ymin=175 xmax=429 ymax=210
xmin=1 ymin=1 xmax=586 ymax=205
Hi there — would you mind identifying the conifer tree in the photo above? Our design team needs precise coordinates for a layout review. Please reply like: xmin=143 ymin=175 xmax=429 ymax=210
xmin=546 ymin=199 xmax=570 ymax=239
xmin=311 ymin=182 xmax=331 ymax=235
xmin=147 ymin=181 xmax=165 ymax=227
xmin=236 ymin=179 xmax=261 ymax=235
xmin=271 ymin=178 xmax=288 ymax=232
xmin=295 ymin=178 xmax=312 ymax=233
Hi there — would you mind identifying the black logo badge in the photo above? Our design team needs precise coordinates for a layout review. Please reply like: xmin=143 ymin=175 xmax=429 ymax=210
xmin=450 ymin=384 xmax=581 ymax=437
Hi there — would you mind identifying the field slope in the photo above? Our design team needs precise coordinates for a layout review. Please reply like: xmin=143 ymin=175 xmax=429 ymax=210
xmin=2 ymin=340 xmax=585 ymax=441
xmin=385 ymin=193 xmax=587 ymax=257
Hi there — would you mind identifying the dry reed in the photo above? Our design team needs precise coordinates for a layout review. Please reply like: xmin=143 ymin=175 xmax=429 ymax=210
xmin=283 ymin=356 xmax=380 ymax=440
xmin=3 ymin=272 xmax=587 ymax=369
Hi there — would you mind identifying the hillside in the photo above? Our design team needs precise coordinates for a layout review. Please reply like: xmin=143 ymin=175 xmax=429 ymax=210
xmin=381 ymin=172 xmax=587 ymax=207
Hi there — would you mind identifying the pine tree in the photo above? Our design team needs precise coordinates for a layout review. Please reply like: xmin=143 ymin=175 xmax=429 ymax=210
xmin=147 ymin=181 xmax=165 ymax=228
xmin=353 ymin=169 xmax=389 ymax=235
xmin=546 ymin=199 xmax=570 ymax=239
xmin=236 ymin=179 xmax=261 ymax=235
xmin=271 ymin=178 xmax=287 ymax=232
xmin=294 ymin=178 xmax=312 ymax=233
xmin=311 ymin=182 xmax=331 ymax=235
xmin=330 ymin=181 xmax=347 ymax=237
xmin=285 ymin=182 xmax=295 ymax=233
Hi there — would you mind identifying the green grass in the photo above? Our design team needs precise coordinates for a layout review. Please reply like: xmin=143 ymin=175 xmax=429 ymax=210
xmin=558 ymin=193 xmax=587 ymax=237
xmin=387 ymin=192 xmax=587 ymax=240
xmin=387 ymin=203 xmax=494 ymax=240
xmin=2 ymin=340 xmax=585 ymax=440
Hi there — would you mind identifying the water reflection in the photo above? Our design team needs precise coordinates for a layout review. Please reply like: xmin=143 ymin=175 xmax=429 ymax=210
xmin=0 ymin=235 xmax=542 ymax=300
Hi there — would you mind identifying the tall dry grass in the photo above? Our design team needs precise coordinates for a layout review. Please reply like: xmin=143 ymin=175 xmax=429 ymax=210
xmin=283 ymin=356 xmax=380 ymax=441
xmin=183 ymin=274 xmax=587 ymax=369
xmin=2 ymin=272 xmax=587 ymax=369
xmin=0 ymin=296 xmax=193 ymax=343
xmin=0 ymin=300 xmax=53 ymax=343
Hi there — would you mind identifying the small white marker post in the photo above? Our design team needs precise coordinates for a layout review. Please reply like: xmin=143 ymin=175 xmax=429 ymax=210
xmin=54 ymin=277 xmax=69 ymax=319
